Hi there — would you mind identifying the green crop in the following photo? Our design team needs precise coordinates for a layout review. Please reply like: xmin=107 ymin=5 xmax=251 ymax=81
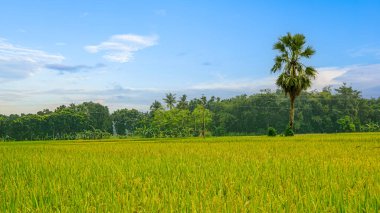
xmin=0 ymin=133 xmax=379 ymax=212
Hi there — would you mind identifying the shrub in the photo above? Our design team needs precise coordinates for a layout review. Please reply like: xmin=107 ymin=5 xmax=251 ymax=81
xmin=360 ymin=122 xmax=380 ymax=132
xmin=337 ymin=115 xmax=356 ymax=132
xmin=284 ymin=126 xmax=294 ymax=136
xmin=267 ymin=127 xmax=277 ymax=137
xmin=76 ymin=130 xmax=111 ymax=140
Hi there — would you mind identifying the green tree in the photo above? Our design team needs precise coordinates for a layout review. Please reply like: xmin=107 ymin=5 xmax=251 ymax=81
xmin=271 ymin=32 xmax=317 ymax=130
xmin=163 ymin=93 xmax=176 ymax=110
xmin=111 ymin=109 xmax=146 ymax=135
xmin=192 ymin=105 xmax=212 ymax=137
xmin=334 ymin=83 xmax=361 ymax=129
xmin=337 ymin=115 xmax=356 ymax=132
xmin=78 ymin=102 xmax=111 ymax=132
xmin=151 ymin=108 xmax=192 ymax=137
xmin=0 ymin=115 xmax=7 ymax=139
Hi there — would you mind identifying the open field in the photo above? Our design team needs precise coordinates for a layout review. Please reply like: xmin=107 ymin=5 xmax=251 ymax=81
xmin=0 ymin=133 xmax=379 ymax=212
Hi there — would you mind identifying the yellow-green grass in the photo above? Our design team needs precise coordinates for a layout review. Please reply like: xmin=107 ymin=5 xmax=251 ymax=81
xmin=0 ymin=133 xmax=379 ymax=212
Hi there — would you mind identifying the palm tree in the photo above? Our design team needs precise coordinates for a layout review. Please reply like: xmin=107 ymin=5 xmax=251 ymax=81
xmin=177 ymin=94 xmax=188 ymax=110
xmin=271 ymin=33 xmax=317 ymax=130
xmin=150 ymin=100 xmax=163 ymax=112
xmin=163 ymin=93 xmax=176 ymax=110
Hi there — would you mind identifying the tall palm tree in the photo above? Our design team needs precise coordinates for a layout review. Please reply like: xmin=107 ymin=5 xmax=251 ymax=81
xmin=163 ymin=93 xmax=176 ymax=110
xmin=271 ymin=33 xmax=317 ymax=130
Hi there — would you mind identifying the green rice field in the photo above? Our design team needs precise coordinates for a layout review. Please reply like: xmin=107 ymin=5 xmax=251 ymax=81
xmin=0 ymin=133 xmax=379 ymax=212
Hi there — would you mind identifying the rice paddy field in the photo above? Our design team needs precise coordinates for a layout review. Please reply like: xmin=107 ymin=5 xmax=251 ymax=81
xmin=0 ymin=133 xmax=379 ymax=212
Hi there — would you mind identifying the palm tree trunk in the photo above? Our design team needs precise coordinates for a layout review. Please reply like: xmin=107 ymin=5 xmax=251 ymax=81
xmin=289 ymin=96 xmax=295 ymax=129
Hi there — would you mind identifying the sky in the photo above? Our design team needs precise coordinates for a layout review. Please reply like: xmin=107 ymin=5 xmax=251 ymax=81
xmin=1 ymin=0 xmax=380 ymax=115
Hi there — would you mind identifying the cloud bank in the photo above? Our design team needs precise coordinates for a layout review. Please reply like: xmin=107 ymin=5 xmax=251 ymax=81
xmin=85 ymin=34 xmax=158 ymax=63
xmin=2 ymin=62 xmax=380 ymax=115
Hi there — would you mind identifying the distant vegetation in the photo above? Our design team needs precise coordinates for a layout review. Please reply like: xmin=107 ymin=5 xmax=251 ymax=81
xmin=0 ymin=83 xmax=379 ymax=141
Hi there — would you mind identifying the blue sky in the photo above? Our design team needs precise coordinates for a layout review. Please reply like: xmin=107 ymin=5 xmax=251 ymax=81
xmin=1 ymin=0 xmax=380 ymax=114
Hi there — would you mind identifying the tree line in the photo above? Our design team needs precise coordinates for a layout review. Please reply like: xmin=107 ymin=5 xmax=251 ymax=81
xmin=0 ymin=102 xmax=112 ymax=141
xmin=0 ymin=83 xmax=379 ymax=141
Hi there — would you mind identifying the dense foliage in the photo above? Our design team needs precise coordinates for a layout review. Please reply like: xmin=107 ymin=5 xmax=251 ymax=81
xmin=0 ymin=102 xmax=112 ymax=141
xmin=1 ymin=84 xmax=379 ymax=141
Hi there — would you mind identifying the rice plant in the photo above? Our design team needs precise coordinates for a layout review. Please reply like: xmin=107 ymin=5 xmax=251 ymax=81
xmin=0 ymin=133 xmax=379 ymax=212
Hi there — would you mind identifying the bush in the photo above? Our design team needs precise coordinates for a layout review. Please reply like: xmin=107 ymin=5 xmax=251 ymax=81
xmin=360 ymin=122 xmax=380 ymax=132
xmin=213 ymin=126 xmax=226 ymax=136
xmin=337 ymin=115 xmax=356 ymax=132
xmin=76 ymin=130 xmax=111 ymax=140
xmin=267 ymin=127 xmax=277 ymax=137
xmin=284 ymin=126 xmax=294 ymax=136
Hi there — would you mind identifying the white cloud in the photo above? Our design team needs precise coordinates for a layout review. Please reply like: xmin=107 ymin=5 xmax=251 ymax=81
xmin=313 ymin=64 xmax=380 ymax=93
xmin=0 ymin=38 xmax=64 ymax=81
xmin=85 ymin=34 xmax=159 ymax=63
xmin=312 ymin=67 xmax=349 ymax=90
